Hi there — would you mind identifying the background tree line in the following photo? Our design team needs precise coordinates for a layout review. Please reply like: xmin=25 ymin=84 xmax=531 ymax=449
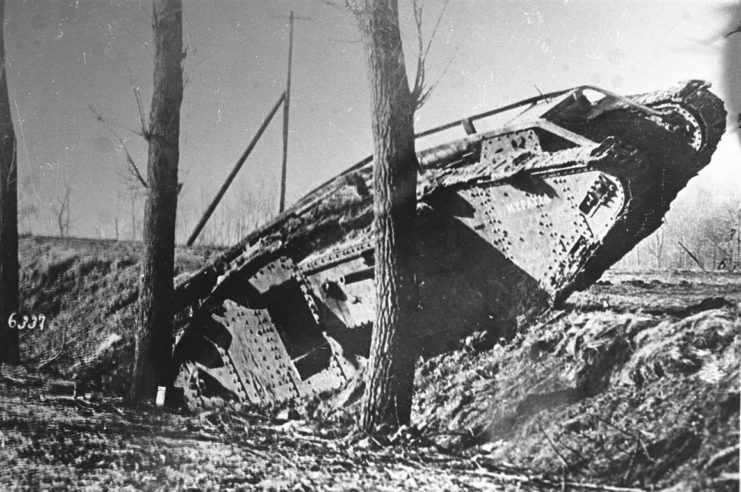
xmin=619 ymin=194 xmax=741 ymax=272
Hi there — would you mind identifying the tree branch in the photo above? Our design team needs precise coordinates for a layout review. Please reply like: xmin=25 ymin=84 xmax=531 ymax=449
xmin=410 ymin=0 xmax=425 ymax=106
xmin=128 ymin=67 xmax=149 ymax=138
xmin=409 ymin=0 xmax=451 ymax=110
xmin=87 ymin=104 xmax=149 ymax=189
xmin=122 ymin=142 xmax=148 ymax=189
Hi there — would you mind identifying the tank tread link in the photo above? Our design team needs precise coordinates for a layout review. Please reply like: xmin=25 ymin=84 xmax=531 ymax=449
xmin=171 ymin=80 xmax=726 ymax=407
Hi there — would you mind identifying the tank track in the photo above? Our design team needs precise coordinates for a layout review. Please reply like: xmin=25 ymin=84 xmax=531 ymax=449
xmin=171 ymin=81 xmax=726 ymax=408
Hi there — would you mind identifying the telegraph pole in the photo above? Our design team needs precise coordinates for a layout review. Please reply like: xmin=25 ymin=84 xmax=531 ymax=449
xmin=186 ymin=10 xmax=309 ymax=245
xmin=279 ymin=11 xmax=294 ymax=213
xmin=278 ymin=10 xmax=310 ymax=213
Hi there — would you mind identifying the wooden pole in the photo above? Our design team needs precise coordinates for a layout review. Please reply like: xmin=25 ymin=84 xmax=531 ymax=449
xmin=279 ymin=11 xmax=294 ymax=213
xmin=186 ymin=91 xmax=286 ymax=246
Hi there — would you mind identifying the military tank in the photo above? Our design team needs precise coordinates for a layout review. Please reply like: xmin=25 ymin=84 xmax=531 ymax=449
xmin=171 ymin=80 xmax=725 ymax=407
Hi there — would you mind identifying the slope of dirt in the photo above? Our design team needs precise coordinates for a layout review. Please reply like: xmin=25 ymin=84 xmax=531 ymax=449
xmin=15 ymin=235 xmax=221 ymax=394
xmin=411 ymin=281 xmax=740 ymax=491
xmin=4 ymin=236 xmax=740 ymax=491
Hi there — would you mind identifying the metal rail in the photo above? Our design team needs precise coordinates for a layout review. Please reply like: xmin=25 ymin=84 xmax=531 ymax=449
xmin=294 ymin=85 xmax=660 ymax=209
xmin=295 ymin=88 xmax=574 ymax=203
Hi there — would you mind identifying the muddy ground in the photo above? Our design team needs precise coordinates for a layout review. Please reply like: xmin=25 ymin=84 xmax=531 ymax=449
xmin=0 ymin=236 xmax=738 ymax=491
xmin=0 ymin=383 xmax=566 ymax=491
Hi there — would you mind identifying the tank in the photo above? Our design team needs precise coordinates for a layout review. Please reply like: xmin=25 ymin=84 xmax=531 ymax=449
xmin=171 ymin=80 xmax=726 ymax=407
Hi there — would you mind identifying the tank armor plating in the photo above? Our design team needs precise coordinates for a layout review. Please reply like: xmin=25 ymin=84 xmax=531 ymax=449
xmin=172 ymin=81 xmax=726 ymax=407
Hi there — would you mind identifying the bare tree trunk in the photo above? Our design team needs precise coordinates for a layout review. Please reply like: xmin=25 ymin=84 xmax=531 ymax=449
xmin=131 ymin=0 xmax=183 ymax=402
xmin=50 ymin=182 xmax=72 ymax=238
xmin=649 ymin=229 xmax=665 ymax=270
xmin=636 ymin=244 xmax=641 ymax=269
xmin=64 ymin=188 xmax=70 ymax=236
xmin=130 ymin=191 xmax=138 ymax=241
xmin=55 ymin=186 xmax=71 ymax=237
xmin=351 ymin=0 xmax=420 ymax=433
xmin=0 ymin=0 xmax=18 ymax=364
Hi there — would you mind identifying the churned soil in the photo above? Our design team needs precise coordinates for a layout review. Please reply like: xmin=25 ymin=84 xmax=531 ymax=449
xmin=0 ymin=236 xmax=738 ymax=491
xmin=0 ymin=376 xmax=595 ymax=491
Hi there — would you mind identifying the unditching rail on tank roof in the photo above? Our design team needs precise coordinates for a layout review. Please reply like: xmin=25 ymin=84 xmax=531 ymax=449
xmin=417 ymin=85 xmax=660 ymax=139
xmin=295 ymin=85 xmax=660 ymax=208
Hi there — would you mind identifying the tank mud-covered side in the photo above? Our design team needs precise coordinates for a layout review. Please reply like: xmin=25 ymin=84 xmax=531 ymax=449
xmin=171 ymin=81 xmax=726 ymax=408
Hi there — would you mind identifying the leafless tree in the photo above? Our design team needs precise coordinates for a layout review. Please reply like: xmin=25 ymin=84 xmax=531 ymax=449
xmin=348 ymin=0 xmax=444 ymax=433
xmin=108 ymin=192 xmax=124 ymax=242
xmin=700 ymin=210 xmax=737 ymax=270
xmin=131 ymin=0 xmax=184 ymax=402
xmin=18 ymin=203 xmax=37 ymax=235
xmin=0 ymin=0 xmax=18 ymax=364
xmin=647 ymin=227 xmax=665 ymax=269
xmin=51 ymin=183 xmax=72 ymax=238
xmin=128 ymin=187 xmax=142 ymax=241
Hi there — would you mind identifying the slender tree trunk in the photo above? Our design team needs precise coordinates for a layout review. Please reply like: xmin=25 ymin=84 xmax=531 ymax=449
xmin=636 ymin=244 xmax=641 ymax=269
xmin=0 ymin=0 xmax=18 ymax=364
xmin=64 ymin=189 xmax=70 ymax=236
xmin=131 ymin=0 xmax=183 ymax=402
xmin=352 ymin=0 xmax=420 ymax=433
xmin=130 ymin=192 xmax=138 ymax=241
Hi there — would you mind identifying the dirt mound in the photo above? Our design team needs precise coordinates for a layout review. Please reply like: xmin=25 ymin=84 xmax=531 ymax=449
xmin=412 ymin=302 xmax=740 ymax=490
xmin=16 ymin=236 xmax=218 ymax=394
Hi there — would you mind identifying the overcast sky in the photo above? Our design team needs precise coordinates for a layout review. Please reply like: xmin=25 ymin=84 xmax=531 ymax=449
xmin=6 ymin=0 xmax=741 ymax=242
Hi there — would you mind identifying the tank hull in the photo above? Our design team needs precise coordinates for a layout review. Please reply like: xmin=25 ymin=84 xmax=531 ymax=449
xmin=172 ymin=81 xmax=726 ymax=407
